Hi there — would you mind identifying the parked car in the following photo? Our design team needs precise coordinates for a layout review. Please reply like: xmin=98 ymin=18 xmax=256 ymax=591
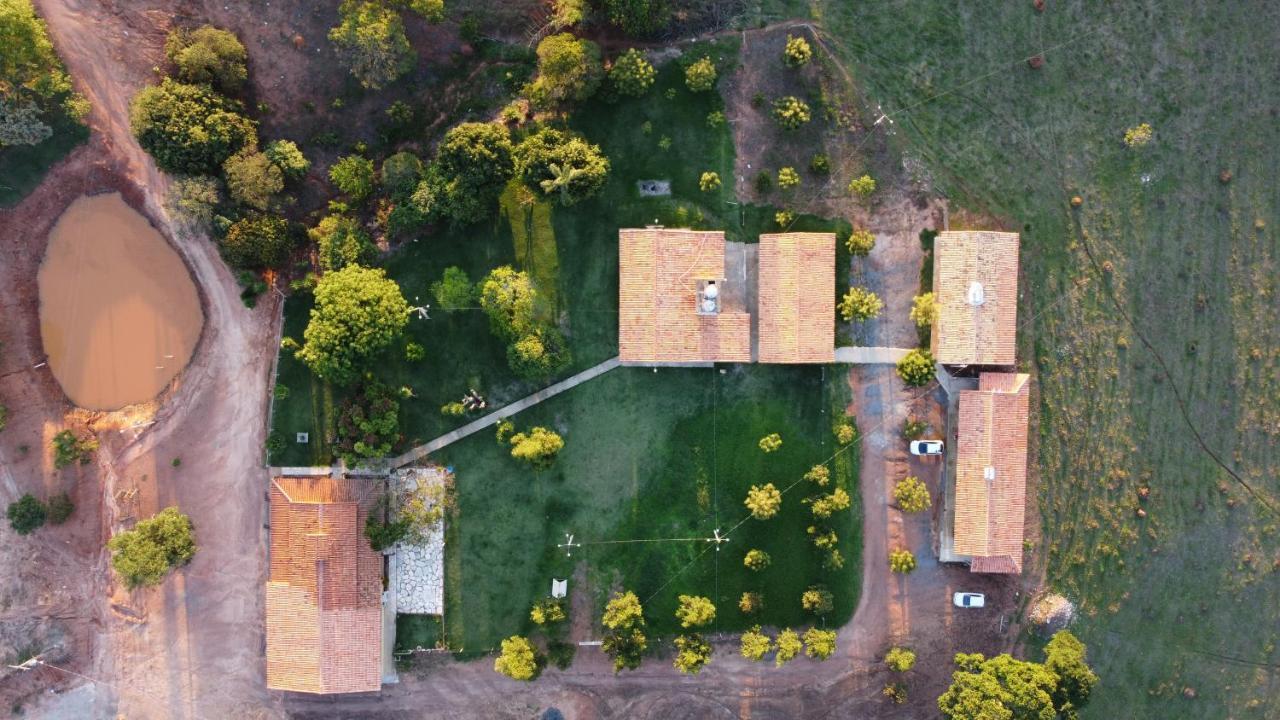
xmin=909 ymin=439 xmax=944 ymax=456
xmin=953 ymin=592 xmax=985 ymax=608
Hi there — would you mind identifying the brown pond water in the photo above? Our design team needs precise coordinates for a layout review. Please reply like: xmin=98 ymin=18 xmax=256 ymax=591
xmin=37 ymin=193 xmax=203 ymax=411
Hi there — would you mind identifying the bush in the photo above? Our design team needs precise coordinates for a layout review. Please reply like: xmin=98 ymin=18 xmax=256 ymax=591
xmin=835 ymin=422 xmax=855 ymax=445
xmin=775 ymin=628 xmax=802 ymax=666
xmin=329 ymin=1 xmax=414 ymax=90
xmin=848 ymin=173 xmax=876 ymax=198
xmin=264 ymin=139 xmax=310 ymax=179
xmin=804 ymin=464 xmax=830 ymax=486
xmin=758 ymin=432 xmax=782 ymax=452
xmin=699 ymin=171 xmax=721 ymax=191
xmin=744 ymin=483 xmax=781 ymax=519
xmin=478 ymin=266 xmax=536 ymax=340
xmin=380 ymin=150 xmax=423 ymax=197
xmin=46 ymin=493 xmax=74 ymax=524
xmin=809 ymin=153 xmax=830 ymax=174
xmin=166 ymin=175 xmax=221 ymax=227
xmin=530 ymin=598 xmax=566 ymax=625
xmin=740 ymin=627 xmax=773 ymax=661
xmin=6 ymin=494 xmax=46 ymax=535
xmin=415 ymin=122 xmax=514 ymax=223
xmin=810 ymin=487 xmax=851 ymax=519
xmin=609 ymin=48 xmax=655 ymax=96
xmin=772 ymin=96 xmax=811 ymax=130
xmin=675 ymin=595 xmax=716 ymax=628
xmin=527 ymin=33 xmax=602 ymax=107
xmin=775 ymin=209 xmax=794 ymax=227
xmin=889 ymin=548 xmax=917 ymax=573
xmin=493 ymin=636 xmax=541 ymax=681
xmin=310 ymin=214 xmax=375 ymax=272
xmin=507 ymin=328 xmax=571 ymax=379
xmin=684 ymin=57 xmax=717 ymax=92
xmin=431 ymin=266 xmax=475 ymax=310
xmin=404 ymin=341 xmax=425 ymax=362
xmin=803 ymin=627 xmax=837 ymax=660
xmin=1123 ymin=122 xmax=1153 ymax=148
xmin=839 ymin=287 xmax=883 ymax=322
xmin=509 ymin=426 xmax=564 ymax=469
xmin=603 ymin=0 xmax=669 ymax=36
xmin=108 ymin=507 xmax=197 ymax=589
xmin=512 ymin=127 xmax=609 ymax=206
xmin=706 ymin=110 xmax=725 ymax=128
xmin=130 ymin=79 xmax=257 ymax=173
xmin=329 ymin=154 xmax=377 ymax=201
xmin=910 ymin=292 xmax=937 ymax=327
xmin=754 ymin=171 xmax=772 ymax=194
xmin=892 ymin=476 xmax=932 ymax=512
xmin=886 ymin=646 xmax=916 ymax=672
xmin=672 ymin=633 xmax=712 ymax=674
xmin=547 ymin=639 xmax=576 ymax=670
xmin=783 ymin=34 xmax=812 ymax=67
xmin=222 ymin=149 xmax=283 ymax=210
xmin=738 ymin=592 xmax=763 ymax=614
xmin=222 ymin=214 xmax=293 ymax=270
xmin=901 ymin=418 xmax=929 ymax=440
xmin=896 ymin=349 xmax=935 ymax=387
xmin=777 ymin=167 xmax=800 ymax=190
xmin=298 ymin=266 xmax=409 ymax=385
xmin=801 ymin=586 xmax=833 ymax=615
xmin=166 ymin=25 xmax=247 ymax=92
xmin=845 ymin=229 xmax=875 ymax=257
xmin=440 ymin=401 xmax=465 ymax=416
xmin=335 ymin=382 xmax=401 ymax=463
xmin=743 ymin=549 xmax=771 ymax=571
xmin=51 ymin=429 xmax=96 ymax=469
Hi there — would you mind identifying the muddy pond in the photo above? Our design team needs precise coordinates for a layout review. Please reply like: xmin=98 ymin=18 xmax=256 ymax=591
xmin=37 ymin=193 xmax=203 ymax=411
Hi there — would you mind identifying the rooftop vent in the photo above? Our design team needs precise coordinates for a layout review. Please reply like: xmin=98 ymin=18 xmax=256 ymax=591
xmin=967 ymin=281 xmax=986 ymax=306
xmin=697 ymin=280 xmax=721 ymax=315
xmin=983 ymin=466 xmax=996 ymax=481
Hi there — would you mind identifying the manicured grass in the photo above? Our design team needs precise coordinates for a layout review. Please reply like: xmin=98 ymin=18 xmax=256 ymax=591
xmin=819 ymin=2 xmax=1280 ymax=716
xmin=396 ymin=614 xmax=444 ymax=652
xmin=436 ymin=364 xmax=859 ymax=653
xmin=0 ymin=115 xmax=88 ymax=207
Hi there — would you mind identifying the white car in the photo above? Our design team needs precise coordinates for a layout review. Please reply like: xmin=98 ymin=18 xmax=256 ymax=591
xmin=953 ymin=592 xmax=985 ymax=608
xmin=909 ymin=439 xmax=944 ymax=456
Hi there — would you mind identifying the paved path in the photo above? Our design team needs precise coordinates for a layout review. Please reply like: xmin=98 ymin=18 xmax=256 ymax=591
xmin=834 ymin=346 xmax=914 ymax=364
xmin=389 ymin=357 xmax=621 ymax=468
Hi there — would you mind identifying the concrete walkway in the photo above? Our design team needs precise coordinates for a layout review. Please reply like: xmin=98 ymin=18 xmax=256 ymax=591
xmin=389 ymin=356 xmax=621 ymax=468
xmin=834 ymin=346 xmax=913 ymax=364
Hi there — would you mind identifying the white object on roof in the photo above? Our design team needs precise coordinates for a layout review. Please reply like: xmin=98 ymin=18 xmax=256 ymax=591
xmin=551 ymin=579 xmax=568 ymax=599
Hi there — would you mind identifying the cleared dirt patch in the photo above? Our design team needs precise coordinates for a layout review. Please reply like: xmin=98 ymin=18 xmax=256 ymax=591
xmin=38 ymin=192 xmax=203 ymax=410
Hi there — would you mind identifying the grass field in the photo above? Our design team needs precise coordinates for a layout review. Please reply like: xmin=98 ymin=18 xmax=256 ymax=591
xmin=807 ymin=2 xmax=1280 ymax=717
xmin=433 ymin=363 xmax=859 ymax=654
xmin=0 ymin=115 xmax=88 ymax=208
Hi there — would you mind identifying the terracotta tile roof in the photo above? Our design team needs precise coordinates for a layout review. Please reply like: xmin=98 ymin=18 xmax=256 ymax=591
xmin=757 ymin=233 xmax=835 ymax=363
xmin=953 ymin=372 xmax=1030 ymax=574
xmin=266 ymin=477 xmax=383 ymax=694
xmin=618 ymin=228 xmax=751 ymax=363
xmin=931 ymin=231 xmax=1020 ymax=366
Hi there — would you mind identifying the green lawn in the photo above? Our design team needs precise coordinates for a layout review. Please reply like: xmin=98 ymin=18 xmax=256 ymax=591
xmin=436 ymin=364 xmax=859 ymax=654
xmin=0 ymin=114 xmax=88 ymax=207
xmin=815 ymin=2 xmax=1280 ymax=717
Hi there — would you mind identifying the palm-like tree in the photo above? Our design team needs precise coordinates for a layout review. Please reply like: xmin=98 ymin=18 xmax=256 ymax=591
xmin=539 ymin=162 xmax=585 ymax=202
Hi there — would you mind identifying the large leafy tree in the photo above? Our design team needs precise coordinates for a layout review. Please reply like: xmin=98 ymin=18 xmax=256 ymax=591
xmin=1044 ymin=631 xmax=1098 ymax=716
xmin=526 ymin=33 xmax=602 ymax=107
xmin=6 ymin=494 xmax=46 ymax=535
xmin=938 ymin=652 xmax=1062 ymax=720
xmin=129 ymin=78 xmax=257 ymax=173
xmin=413 ymin=122 xmax=514 ymax=223
xmin=221 ymin=214 xmax=294 ymax=270
xmin=0 ymin=0 xmax=86 ymax=146
xmin=223 ymin=148 xmax=283 ymax=210
xmin=609 ymin=48 xmax=655 ymax=96
xmin=165 ymin=25 xmax=248 ymax=92
xmin=601 ymin=591 xmax=646 ymax=672
xmin=310 ymin=214 xmax=376 ymax=272
xmin=297 ymin=265 xmax=409 ymax=385
xmin=513 ymin=127 xmax=609 ymax=206
xmin=329 ymin=154 xmax=377 ymax=201
xmin=107 ymin=507 xmax=197 ymax=589
xmin=329 ymin=0 xmax=414 ymax=90
xmin=477 ymin=265 xmax=536 ymax=340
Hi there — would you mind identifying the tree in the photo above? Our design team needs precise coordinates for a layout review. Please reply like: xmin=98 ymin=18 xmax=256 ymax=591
xmin=810 ymin=487 xmax=851 ymax=519
xmin=46 ymin=493 xmax=74 ymax=524
xmin=601 ymin=591 xmax=646 ymax=672
xmin=778 ymin=166 xmax=801 ymax=189
xmin=772 ymin=96 xmax=811 ymax=130
xmin=0 ymin=99 xmax=50 ymax=146
xmin=743 ymin=549 xmax=771 ymax=571
xmin=551 ymin=0 xmax=585 ymax=29
xmin=602 ymin=591 xmax=644 ymax=629
xmin=758 ymin=432 xmax=782 ymax=452
xmin=330 ymin=155 xmax=377 ymax=201
xmin=1044 ymin=631 xmax=1098 ymax=715
xmin=264 ymin=139 xmax=310 ymax=179
xmin=130 ymin=78 xmax=257 ymax=173
xmin=803 ymin=628 xmax=837 ymax=660
xmin=431 ymin=266 xmax=474 ymax=310
xmin=329 ymin=1 xmax=414 ymax=90
xmin=609 ymin=48 xmax=655 ymax=96
xmin=527 ymin=33 xmax=602 ymax=107
xmin=840 ymin=287 xmax=883 ymax=322
xmin=166 ymin=175 xmax=221 ymax=226
xmin=808 ymin=525 xmax=838 ymax=551
xmin=335 ymin=381 xmax=400 ymax=463
xmin=310 ymin=214 xmax=375 ymax=271
xmin=886 ymin=647 xmax=916 ymax=672
xmin=107 ymin=507 xmax=197 ymax=589
xmin=478 ymin=265 xmax=536 ymax=340
xmin=804 ymin=464 xmax=830 ymax=486
xmin=223 ymin=148 xmax=283 ymax=210
xmin=937 ymin=652 xmax=1060 ymax=720
xmin=381 ymin=150 xmax=423 ymax=197
xmin=684 ymin=57 xmax=717 ymax=92
xmin=893 ymin=476 xmax=931 ymax=513
xmin=397 ymin=476 xmax=451 ymax=544
xmin=801 ymin=586 xmax=833 ymax=615
xmin=744 ymin=483 xmax=781 ymax=519
xmin=51 ymin=429 xmax=96 ymax=468
xmin=889 ymin=548 xmax=917 ymax=573
xmin=392 ymin=0 xmax=445 ymax=22
xmin=364 ymin=492 xmax=410 ymax=551
xmin=0 ymin=0 xmax=87 ymax=135
xmin=738 ymin=592 xmax=763 ymax=614
xmin=740 ymin=626 xmax=772 ymax=661
xmin=298 ymin=265 xmax=410 ymax=385
xmin=416 ymin=122 xmax=514 ymax=223
xmin=509 ymin=426 xmax=564 ymax=469
xmin=775 ymin=628 xmax=802 ymax=666
xmin=672 ymin=633 xmax=712 ymax=674
xmin=602 ymin=0 xmax=668 ymax=36
xmin=6 ymin=494 xmax=46 ymax=535
xmin=699 ymin=171 xmax=721 ymax=192
xmin=530 ymin=598 xmax=566 ymax=626
xmin=494 ymin=635 xmax=542 ymax=681
xmin=513 ymin=127 xmax=609 ymax=206
xmin=222 ymin=214 xmax=293 ymax=269
xmin=835 ymin=422 xmax=856 ymax=445
xmin=165 ymin=25 xmax=247 ymax=92
xmin=845 ymin=229 xmax=875 ymax=256
xmin=783 ymin=34 xmax=812 ymax=67
xmin=910 ymin=292 xmax=938 ymax=328
xmin=675 ymin=595 xmax=715 ymax=628
xmin=508 ymin=328 xmax=570 ymax=379
xmin=848 ymin=174 xmax=876 ymax=198
xmin=896 ymin=349 xmax=935 ymax=387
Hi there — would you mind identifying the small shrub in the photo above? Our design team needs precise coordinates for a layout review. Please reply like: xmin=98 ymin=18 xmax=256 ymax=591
xmin=52 ymin=430 xmax=97 ymax=469
xmin=835 ymin=422 xmax=855 ymax=445
xmin=171 ymin=457 xmax=182 ymax=468
xmin=741 ymin=626 xmax=773 ymax=661
xmin=909 ymin=292 xmax=937 ymax=327
xmin=775 ymin=209 xmax=794 ymax=227
xmin=775 ymin=628 xmax=801 ymax=666
xmin=801 ymin=586 xmax=833 ymax=615
xmin=848 ymin=174 xmax=876 ymax=198
xmin=743 ymin=549 xmax=771 ymax=571
xmin=777 ymin=167 xmax=800 ymax=189
xmin=495 ymin=420 xmax=515 ymax=444
xmin=758 ymin=433 xmax=782 ymax=452
xmin=889 ymin=548 xmax=917 ymax=573
xmin=273 ymin=383 xmax=290 ymax=401
xmin=772 ymin=96 xmax=811 ymax=130
xmin=845 ymin=229 xmax=875 ymax=256
xmin=675 ymin=595 xmax=716 ymax=628
xmin=754 ymin=171 xmax=773 ymax=194
xmin=893 ymin=476 xmax=931 ymax=513
xmin=610 ymin=48 xmax=656 ymax=96
xmin=657 ymin=135 xmax=672 ymax=151
xmin=783 ymin=34 xmax=812 ymax=67
xmin=744 ymin=483 xmax=782 ymax=519
xmin=896 ymin=349 xmax=935 ymax=387
xmin=431 ymin=266 xmax=475 ymax=311
xmin=706 ymin=110 xmax=725 ymax=128
xmin=509 ymin=426 xmax=564 ymax=469
xmin=404 ymin=342 xmax=426 ymax=362
xmin=684 ymin=57 xmax=717 ymax=92
xmin=803 ymin=628 xmax=837 ymax=659
xmin=530 ymin=598 xmax=567 ymax=625
xmin=699 ymin=171 xmax=721 ymax=191
xmin=839 ymin=287 xmax=883 ymax=322
xmin=329 ymin=155 xmax=376 ymax=201
xmin=108 ymin=507 xmax=197 ymax=588
xmin=804 ymin=464 xmax=830 ymax=486
xmin=441 ymin=401 xmax=466 ymax=417
xmin=1123 ymin=122 xmax=1153 ymax=148
xmin=46 ymin=493 xmax=74 ymax=525
xmin=809 ymin=153 xmax=830 ymax=174
xmin=883 ymin=682 xmax=908 ymax=704
xmin=738 ymin=592 xmax=763 ymax=614
xmin=547 ymin=639 xmax=576 ymax=670
xmin=885 ymin=646 xmax=916 ymax=672
xmin=7 ymin=494 xmax=47 ymax=535
xmin=901 ymin=418 xmax=929 ymax=440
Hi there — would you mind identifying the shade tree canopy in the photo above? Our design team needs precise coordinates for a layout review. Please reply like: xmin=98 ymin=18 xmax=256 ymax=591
xmin=310 ymin=214 xmax=376 ymax=272
xmin=223 ymin=147 xmax=283 ymax=210
xmin=513 ymin=127 xmax=609 ymax=206
xmin=221 ymin=214 xmax=294 ymax=270
xmin=129 ymin=78 xmax=257 ymax=173
xmin=494 ymin=635 xmax=542 ymax=681
xmin=107 ymin=507 xmax=197 ymax=589
xmin=165 ymin=25 xmax=248 ymax=92
xmin=297 ymin=265 xmax=410 ymax=385
xmin=414 ymin=122 xmax=514 ymax=223
xmin=329 ymin=1 xmax=415 ymax=90
xmin=609 ymin=48 xmax=655 ymax=96
xmin=526 ymin=33 xmax=602 ymax=107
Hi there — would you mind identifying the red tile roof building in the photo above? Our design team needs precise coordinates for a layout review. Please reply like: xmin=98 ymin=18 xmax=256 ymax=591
xmin=266 ymin=477 xmax=383 ymax=694
xmin=953 ymin=372 xmax=1031 ymax=574
xmin=931 ymin=231 xmax=1020 ymax=366
xmin=757 ymin=233 xmax=836 ymax=363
